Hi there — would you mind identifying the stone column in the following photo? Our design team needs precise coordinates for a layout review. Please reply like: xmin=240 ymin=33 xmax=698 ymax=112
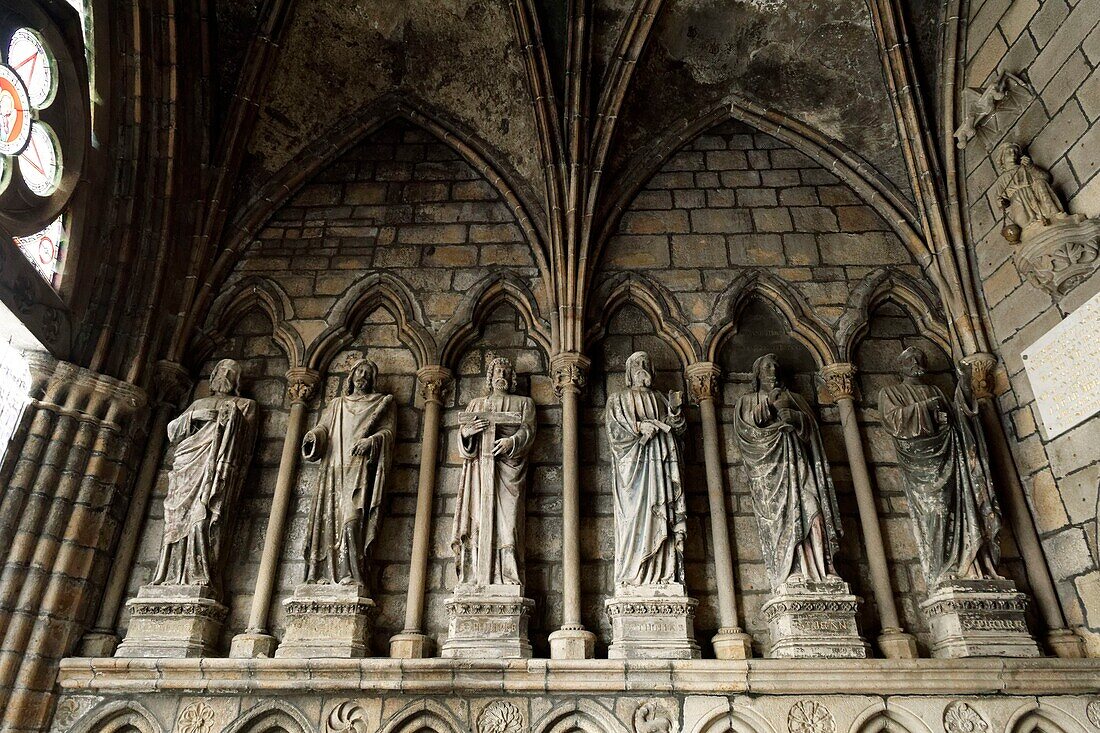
xmin=0 ymin=353 xmax=147 ymax=729
xmin=820 ymin=363 xmax=918 ymax=658
xmin=79 ymin=361 xmax=191 ymax=657
xmin=230 ymin=367 xmax=319 ymax=658
xmin=685 ymin=362 xmax=753 ymax=659
xmin=390 ymin=366 xmax=452 ymax=659
xmin=962 ymin=353 xmax=1086 ymax=658
xmin=548 ymin=352 xmax=597 ymax=659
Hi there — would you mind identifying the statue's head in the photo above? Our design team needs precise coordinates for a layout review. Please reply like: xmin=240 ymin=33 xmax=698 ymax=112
xmin=210 ymin=359 xmax=241 ymax=396
xmin=751 ymin=353 xmax=781 ymax=392
xmin=996 ymin=142 xmax=1022 ymax=172
xmin=485 ymin=356 xmax=516 ymax=394
xmin=897 ymin=346 xmax=928 ymax=378
xmin=346 ymin=358 xmax=377 ymax=395
xmin=624 ymin=351 xmax=653 ymax=389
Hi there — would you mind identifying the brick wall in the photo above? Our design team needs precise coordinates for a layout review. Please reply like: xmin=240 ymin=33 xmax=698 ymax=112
xmin=116 ymin=113 xmax=1043 ymax=657
xmin=963 ymin=0 xmax=1100 ymax=652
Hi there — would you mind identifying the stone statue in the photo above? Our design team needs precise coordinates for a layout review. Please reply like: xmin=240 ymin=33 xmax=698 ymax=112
xmin=995 ymin=142 xmax=1082 ymax=242
xmin=605 ymin=350 xmax=687 ymax=587
xmin=733 ymin=354 xmax=841 ymax=592
xmin=877 ymin=346 xmax=1002 ymax=588
xmin=153 ymin=358 xmax=257 ymax=586
xmin=301 ymin=358 xmax=394 ymax=586
xmin=451 ymin=356 xmax=536 ymax=586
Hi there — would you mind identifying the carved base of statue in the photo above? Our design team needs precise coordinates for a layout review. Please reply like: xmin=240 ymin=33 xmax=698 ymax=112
xmin=441 ymin=584 xmax=534 ymax=659
xmin=1014 ymin=214 xmax=1099 ymax=296
xmin=115 ymin=585 xmax=227 ymax=658
xmin=921 ymin=579 xmax=1041 ymax=658
xmin=605 ymin=583 xmax=701 ymax=660
xmin=760 ymin=577 xmax=869 ymax=659
xmin=275 ymin=583 xmax=376 ymax=658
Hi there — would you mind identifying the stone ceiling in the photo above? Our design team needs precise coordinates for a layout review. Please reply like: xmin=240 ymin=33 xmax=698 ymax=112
xmin=210 ymin=0 xmax=945 ymax=225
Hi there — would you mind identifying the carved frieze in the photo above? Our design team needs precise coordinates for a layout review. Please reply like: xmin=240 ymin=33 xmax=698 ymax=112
xmin=787 ymin=700 xmax=835 ymax=733
xmin=477 ymin=701 xmax=526 ymax=733
xmin=326 ymin=701 xmax=368 ymax=733
xmin=943 ymin=702 xmax=989 ymax=733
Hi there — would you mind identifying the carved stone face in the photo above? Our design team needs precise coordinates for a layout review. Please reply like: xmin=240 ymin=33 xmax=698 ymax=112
xmin=997 ymin=142 xmax=1021 ymax=172
xmin=210 ymin=359 xmax=239 ymax=396
xmin=897 ymin=347 xmax=927 ymax=378
xmin=626 ymin=352 xmax=652 ymax=388
xmin=488 ymin=360 xmax=514 ymax=394
xmin=349 ymin=362 xmax=373 ymax=394
xmin=756 ymin=355 xmax=779 ymax=391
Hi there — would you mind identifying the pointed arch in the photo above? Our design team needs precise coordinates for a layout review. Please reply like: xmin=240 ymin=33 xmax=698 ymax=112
xmin=688 ymin=705 xmax=777 ymax=733
xmin=583 ymin=97 xmax=926 ymax=323
xmin=192 ymin=275 xmax=305 ymax=368
xmin=531 ymin=699 xmax=629 ymax=733
xmin=849 ymin=703 xmax=932 ymax=733
xmin=307 ymin=271 xmax=436 ymax=372
xmin=1006 ymin=705 xmax=1076 ymax=733
xmin=224 ymin=700 xmax=313 ymax=733
xmin=438 ymin=271 xmax=553 ymax=368
xmin=835 ymin=267 xmax=951 ymax=361
xmin=585 ymin=272 xmax=702 ymax=368
xmin=173 ymin=92 xmax=552 ymax=365
xmin=704 ymin=270 xmax=837 ymax=367
xmin=71 ymin=700 xmax=163 ymax=733
xmin=378 ymin=699 xmax=463 ymax=733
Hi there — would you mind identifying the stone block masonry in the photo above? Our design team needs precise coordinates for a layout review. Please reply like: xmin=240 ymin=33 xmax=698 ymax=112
xmin=963 ymin=0 xmax=1100 ymax=653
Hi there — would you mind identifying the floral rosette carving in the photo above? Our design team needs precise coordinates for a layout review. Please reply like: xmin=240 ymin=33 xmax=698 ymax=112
xmin=477 ymin=700 xmax=525 ymax=733
xmin=943 ymin=701 xmax=989 ymax=733
xmin=177 ymin=701 xmax=217 ymax=733
xmin=787 ymin=700 xmax=834 ymax=733
xmin=1086 ymin=699 xmax=1100 ymax=729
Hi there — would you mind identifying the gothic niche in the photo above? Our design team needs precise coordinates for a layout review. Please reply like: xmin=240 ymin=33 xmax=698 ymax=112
xmin=995 ymin=141 xmax=1100 ymax=296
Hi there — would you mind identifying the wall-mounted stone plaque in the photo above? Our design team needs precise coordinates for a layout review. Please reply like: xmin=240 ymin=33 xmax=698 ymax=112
xmin=1022 ymin=289 xmax=1100 ymax=438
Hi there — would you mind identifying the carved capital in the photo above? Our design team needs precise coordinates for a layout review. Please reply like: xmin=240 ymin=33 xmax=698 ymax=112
xmin=959 ymin=353 xmax=997 ymax=399
xmin=285 ymin=367 xmax=321 ymax=405
xmin=821 ymin=362 xmax=858 ymax=401
xmin=685 ymin=362 xmax=722 ymax=403
xmin=550 ymin=352 xmax=590 ymax=398
xmin=416 ymin=366 xmax=453 ymax=404
xmin=154 ymin=360 xmax=192 ymax=407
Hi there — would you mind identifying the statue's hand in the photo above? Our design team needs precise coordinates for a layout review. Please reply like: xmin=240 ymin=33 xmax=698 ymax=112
xmin=492 ymin=436 xmax=513 ymax=457
xmin=638 ymin=421 xmax=657 ymax=443
xmin=460 ymin=418 xmax=489 ymax=438
xmin=752 ymin=401 xmax=773 ymax=426
xmin=352 ymin=437 xmax=376 ymax=460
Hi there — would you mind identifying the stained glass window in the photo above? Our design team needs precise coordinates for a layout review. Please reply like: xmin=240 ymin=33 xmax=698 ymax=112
xmin=13 ymin=215 xmax=64 ymax=285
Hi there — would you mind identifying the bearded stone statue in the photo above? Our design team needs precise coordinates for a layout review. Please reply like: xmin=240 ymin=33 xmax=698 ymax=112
xmin=153 ymin=358 xmax=257 ymax=587
xmin=733 ymin=354 xmax=842 ymax=592
xmin=877 ymin=346 xmax=1002 ymax=588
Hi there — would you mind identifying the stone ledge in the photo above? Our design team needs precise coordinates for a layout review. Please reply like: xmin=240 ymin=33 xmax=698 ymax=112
xmin=57 ymin=657 xmax=1100 ymax=696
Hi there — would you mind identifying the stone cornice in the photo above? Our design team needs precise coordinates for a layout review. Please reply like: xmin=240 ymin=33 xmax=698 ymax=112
xmin=56 ymin=658 xmax=1100 ymax=696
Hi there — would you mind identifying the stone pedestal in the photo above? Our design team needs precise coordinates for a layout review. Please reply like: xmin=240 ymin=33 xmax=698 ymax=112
xmin=921 ymin=579 xmax=1041 ymax=658
xmin=275 ymin=583 xmax=375 ymax=658
xmin=760 ymin=577 xmax=869 ymax=659
xmin=606 ymin=583 xmax=701 ymax=659
xmin=115 ymin=585 xmax=227 ymax=658
xmin=441 ymin=584 xmax=534 ymax=659
xmin=229 ymin=632 xmax=278 ymax=658
xmin=712 ymin=628 xmax=754 ymax=659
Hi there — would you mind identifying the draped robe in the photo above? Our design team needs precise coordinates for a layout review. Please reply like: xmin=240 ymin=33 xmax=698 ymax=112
xmin=451 ymin=392 xmax=536 ymax=586
xmin=605 ymin=386 xmax=687 ymax=587
xmin=878 ymin=381 xmax=1001 ymax=587
xmin=154 ymin=394 xmax=257 ymax=586
xmin=733 ymin=388 xmax=840 ymax=591
xmin=302 ymin=392 xmax=394 ymax=585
